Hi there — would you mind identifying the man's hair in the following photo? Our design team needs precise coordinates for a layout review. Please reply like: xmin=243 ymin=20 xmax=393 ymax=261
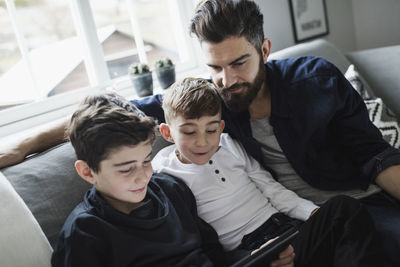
xmin=67 ymin=92 xmax=156 ymax=173
xmin=162 ymin=77 xmax=221 ymax=123
xmin=190 ymin=0 xmax=264 ymax=50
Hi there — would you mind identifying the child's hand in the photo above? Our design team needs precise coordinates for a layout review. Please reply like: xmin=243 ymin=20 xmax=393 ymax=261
xmin=309 ymin=207 xmax=320 ymax=218
xmin=250 ymin=237 xmax=295 ymax=267
xmin=270 ymin=245 xmax=294 ymax=267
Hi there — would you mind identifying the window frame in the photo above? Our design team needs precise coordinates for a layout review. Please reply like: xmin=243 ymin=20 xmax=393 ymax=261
xmin=0 ymin=0 xmax=202 ymax=138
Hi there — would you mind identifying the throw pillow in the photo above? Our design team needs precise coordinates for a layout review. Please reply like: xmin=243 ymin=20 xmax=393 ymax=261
xmin=344 ymin=64 xmax=372 ymax=100
xmin=364 ymin=98 xmax=400 ymax=148
xmin=345 ymin=64 xmax=400 ymax=148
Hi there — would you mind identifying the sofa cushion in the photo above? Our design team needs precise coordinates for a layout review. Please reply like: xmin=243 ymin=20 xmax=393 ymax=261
xmin=2 ymin=142 xmax=90 ymax=248
xmin=0 ymin=171 xmax=52 ymax=267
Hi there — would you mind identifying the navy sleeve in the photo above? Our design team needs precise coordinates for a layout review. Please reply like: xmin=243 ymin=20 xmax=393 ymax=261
xmin=131 ymin=94 xmax=165 ymax=123
xmin=328 ymin=63 xmax=400 ymax=181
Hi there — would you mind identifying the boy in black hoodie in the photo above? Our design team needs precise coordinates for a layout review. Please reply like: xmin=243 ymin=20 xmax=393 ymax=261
xmin=51 ymin=92 xmax=226 ymax=267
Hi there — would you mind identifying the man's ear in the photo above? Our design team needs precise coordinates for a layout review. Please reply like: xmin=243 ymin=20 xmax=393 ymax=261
xmin=159 ymin=123 xmax=175 ymax=143
xmin=75 ymin=160 xmax=96 ymax=185
xmin=261 ymin=38 xmax=271 ymax=63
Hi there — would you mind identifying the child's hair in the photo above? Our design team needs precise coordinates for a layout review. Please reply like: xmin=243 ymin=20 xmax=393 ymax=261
xmin=162 ymin=77 xmax=222 ymax=123
xmin=67 ymin=92 xmax=156 ymax=173
xmin=190 ymin=0 xmax=264 ymax=52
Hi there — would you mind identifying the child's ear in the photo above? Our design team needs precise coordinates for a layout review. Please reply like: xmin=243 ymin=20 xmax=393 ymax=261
xmin=160 ymin=123 xmax=175 ymax=143
xmin=75 ymin=160 xmax=96 ymax=185
xmin=220 ymin=120 xmax=225 ymax=132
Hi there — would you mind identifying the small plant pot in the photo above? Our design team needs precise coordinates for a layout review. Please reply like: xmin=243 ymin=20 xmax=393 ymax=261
xmin=130 ymin=72 xmax=153 ymax=97
xmin=155 ymin=65 xmax=176 ymax=89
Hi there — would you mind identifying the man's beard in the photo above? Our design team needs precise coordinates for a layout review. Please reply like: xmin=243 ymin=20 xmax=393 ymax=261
xmin=218 ymin=59 xmax=266 ymax=112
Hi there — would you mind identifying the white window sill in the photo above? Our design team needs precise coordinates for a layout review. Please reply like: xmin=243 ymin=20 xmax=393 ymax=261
xmin=0 ymin=66 xmax=210 ymax=139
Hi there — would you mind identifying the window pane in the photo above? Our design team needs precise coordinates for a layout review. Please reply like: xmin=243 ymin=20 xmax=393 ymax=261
xmin=91 ymin=0 xmax=188 ymax=80
xmin=0 ymin=0 xmax=90 ymax=110
xmin=0 ymin=1 xmax=23 ymax=109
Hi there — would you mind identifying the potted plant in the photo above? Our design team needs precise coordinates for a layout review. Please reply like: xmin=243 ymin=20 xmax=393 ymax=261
xmin=128 ymin=62 xmax=153 ymax=97
xmin=155 ymin=58 xmax=176 ymax=89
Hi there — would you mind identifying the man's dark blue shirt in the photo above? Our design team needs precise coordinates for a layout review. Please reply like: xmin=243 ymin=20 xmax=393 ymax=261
xmin=133 ymin=56 xmax=400 ymax=191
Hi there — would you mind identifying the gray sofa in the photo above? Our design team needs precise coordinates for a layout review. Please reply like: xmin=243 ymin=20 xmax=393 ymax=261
xmin=1 ymin=39 xmax=399 ymax=267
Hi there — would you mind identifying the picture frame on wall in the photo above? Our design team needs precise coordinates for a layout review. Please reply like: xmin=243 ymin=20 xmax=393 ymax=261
xmin=289 ymin=0 xmax=329 ymax=43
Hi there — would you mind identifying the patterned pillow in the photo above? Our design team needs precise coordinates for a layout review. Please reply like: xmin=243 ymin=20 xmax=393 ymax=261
xmin=364 ymin=98 xmax=400 ymax=148
xmin=345 ymin=64 xmax=400 ymax=148
xmin=344 ymin=64 xmax=372 ymax=100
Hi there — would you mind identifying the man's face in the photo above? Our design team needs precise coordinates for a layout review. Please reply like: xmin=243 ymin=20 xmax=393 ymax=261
xmin=92 ymin=140 xmax=153 ymax=214
xmin=167 ymin=114 xmax=225 ymax=165
xmin=201 ymin=36 xmax=266 ymax=111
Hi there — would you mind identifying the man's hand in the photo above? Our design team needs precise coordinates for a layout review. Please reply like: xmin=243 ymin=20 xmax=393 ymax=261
xmin=251 ymin=237 xmax=295 ymax=267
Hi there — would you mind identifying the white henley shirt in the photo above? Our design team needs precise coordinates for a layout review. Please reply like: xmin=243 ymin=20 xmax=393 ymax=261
xmin=152 ymin=133 xmax=318 ymax=250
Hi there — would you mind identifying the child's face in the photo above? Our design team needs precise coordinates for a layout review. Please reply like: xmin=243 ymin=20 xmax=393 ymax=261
xmin=91 ymin=141 xmax=153 ymax=214
xmin=168 ymin=114 xmax=225 ymax=165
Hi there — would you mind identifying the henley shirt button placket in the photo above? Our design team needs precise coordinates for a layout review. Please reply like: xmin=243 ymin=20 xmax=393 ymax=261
xmin=211 ymin=161 xmax=226 ymax=182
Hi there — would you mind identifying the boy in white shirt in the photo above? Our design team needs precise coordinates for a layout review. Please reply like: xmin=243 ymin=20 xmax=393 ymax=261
xmin=152 ymin=77 xmax=383 ymax=266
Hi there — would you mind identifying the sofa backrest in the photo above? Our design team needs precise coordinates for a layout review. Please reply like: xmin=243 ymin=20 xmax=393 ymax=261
xmin=269 ymin=38 xmax=376 ymax=106
xmin=269 ymin=39 xmax=351 ymax=73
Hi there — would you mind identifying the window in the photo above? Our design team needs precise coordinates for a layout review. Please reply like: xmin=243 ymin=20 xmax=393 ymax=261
xmin=0 ymin=0 xmax=200 ymax=137
xmin=90 ymin=0 xmax=194 ymax=80
xmin=1 ymin=0 xmax=86 ymax=108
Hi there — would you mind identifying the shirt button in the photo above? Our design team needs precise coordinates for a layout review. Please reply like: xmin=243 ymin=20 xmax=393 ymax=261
xmin=209 ymin=160 xmax=213 ymax=164
xmin=221 ymin=177 xmax=226 ymax=182
xmin=215 ymin=169 xmax=219 ymax=174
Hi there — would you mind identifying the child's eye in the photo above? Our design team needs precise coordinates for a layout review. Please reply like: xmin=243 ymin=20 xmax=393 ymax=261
xmin=119 ymin=168 xmax=132 ymax=174
xmin=207 ymin=130 xmax=217 ymax=134
xmin=143 ymin=160 xmax=151 ymax=166
xmin=183 ymin=132 xmax=195 ymax=135
xmin=209 ymin=65 xmax=221 ymax=72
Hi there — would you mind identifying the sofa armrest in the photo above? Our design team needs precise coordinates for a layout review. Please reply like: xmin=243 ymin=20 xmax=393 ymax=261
xmin=0 ymin=171 xmax=52 ymax=267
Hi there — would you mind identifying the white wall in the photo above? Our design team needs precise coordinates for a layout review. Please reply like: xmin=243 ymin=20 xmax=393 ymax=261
xmin=352 ymin=0 xmax=400 ymax=50
xmin=255 ymin=0 xmax=399 ymax=53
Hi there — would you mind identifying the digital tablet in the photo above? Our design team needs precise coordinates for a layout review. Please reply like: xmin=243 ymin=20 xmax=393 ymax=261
xmin=231 ymin=227 xmax=299 ymax=267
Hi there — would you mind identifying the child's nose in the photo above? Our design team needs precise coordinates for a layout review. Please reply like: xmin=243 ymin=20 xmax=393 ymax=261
xmin=195 ymin=134 xmax=208 ymax=146
xmin=134 ymin=167 xmax=151 ymax=184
